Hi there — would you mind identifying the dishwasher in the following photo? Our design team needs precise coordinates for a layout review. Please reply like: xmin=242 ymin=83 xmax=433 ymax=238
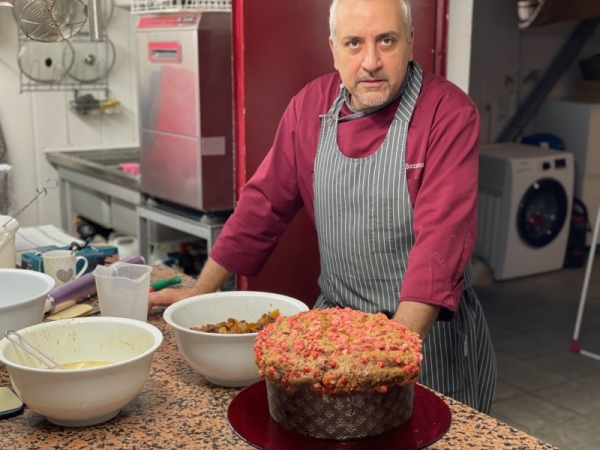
xmin=135 ymin=12 xmax=234 ymax=214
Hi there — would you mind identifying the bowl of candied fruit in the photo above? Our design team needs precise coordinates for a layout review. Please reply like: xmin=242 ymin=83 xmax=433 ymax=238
xmin=163 ymin=291 xmax=309 ymax=387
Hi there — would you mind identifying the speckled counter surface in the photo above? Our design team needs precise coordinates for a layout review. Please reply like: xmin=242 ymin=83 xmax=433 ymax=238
xmin=0 ymin=266 xmax=558 ymax=449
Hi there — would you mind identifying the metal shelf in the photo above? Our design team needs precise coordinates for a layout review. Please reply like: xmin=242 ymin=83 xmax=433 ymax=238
xmin=130 ymin=0 xmax=230 ymax=15
xmin=19 ymin=77 xmax=110 ymax=94
xmin=16 ymin=15 xmax=112 ymax=93
xmin=18 ymin=34 xmax=111 ymax=93
xmin=137 ymin=204 xmax=227 ymax=261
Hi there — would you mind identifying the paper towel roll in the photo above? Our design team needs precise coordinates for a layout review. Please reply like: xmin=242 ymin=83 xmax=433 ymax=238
xmin=0 ymin=165 xmax=13 ymax=215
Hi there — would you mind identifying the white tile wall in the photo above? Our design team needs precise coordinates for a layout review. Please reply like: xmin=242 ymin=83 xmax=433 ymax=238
xmin=0 ymin=6 xmax=139 ymax=229
xmin=447 ymin=0 xmax=474 ymax=94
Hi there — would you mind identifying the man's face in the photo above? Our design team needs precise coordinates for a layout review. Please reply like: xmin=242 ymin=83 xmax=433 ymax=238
xmin=329 ymin=0 xmax=414 ymax=110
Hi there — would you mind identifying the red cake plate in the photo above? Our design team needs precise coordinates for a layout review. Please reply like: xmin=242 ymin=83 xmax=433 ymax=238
xmin=228 ymin=381 xmax=451 ymax=450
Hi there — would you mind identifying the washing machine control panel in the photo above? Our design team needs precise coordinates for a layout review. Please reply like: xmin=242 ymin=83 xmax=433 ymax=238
xmin=543 ymin=158 xmax=568 ymax=170
xmin=555 ymin=158 xmax=567 ymax=168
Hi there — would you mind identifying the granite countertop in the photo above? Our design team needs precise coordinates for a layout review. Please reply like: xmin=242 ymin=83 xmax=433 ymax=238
xmin=0 ymin=266 xmax=558 ymax=449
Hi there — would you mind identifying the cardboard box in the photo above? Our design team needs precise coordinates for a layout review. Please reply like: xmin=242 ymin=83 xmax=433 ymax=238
xmin=21 ymin=245 xmax=119 ymax=274
xmin=574 ymin=79 xmax=600 ymax=103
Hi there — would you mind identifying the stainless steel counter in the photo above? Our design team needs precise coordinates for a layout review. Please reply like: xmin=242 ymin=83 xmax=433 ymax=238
xmin=46 ymin=148 xmax=141 ymax=191
xmin=47 ymin=147 xmax=225 ymax=249
xmin=46 ymin=148 xmax=141 ymax=237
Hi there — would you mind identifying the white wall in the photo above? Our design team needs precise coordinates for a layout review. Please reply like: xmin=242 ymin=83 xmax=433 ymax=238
xmin=446 ymin=0 xmax=474 ymax=94
xmin=0 ymin=5 xmax=139 ymax=229
xmin=468 ymin=1 xmax=600 ymax=144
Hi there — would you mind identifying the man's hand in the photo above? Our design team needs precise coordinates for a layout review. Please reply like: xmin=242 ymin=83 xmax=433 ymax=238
xmin=148 ymin=287 xmax=202 ymax=310
xmin=392 ymin=301 xmax=441 ymax=342
xmin=148 ymin=257 xmax=233 ymax=311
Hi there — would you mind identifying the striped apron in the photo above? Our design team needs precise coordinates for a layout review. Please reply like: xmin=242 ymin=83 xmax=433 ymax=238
xmin=313 ymin=62 xmax=496 ymax=413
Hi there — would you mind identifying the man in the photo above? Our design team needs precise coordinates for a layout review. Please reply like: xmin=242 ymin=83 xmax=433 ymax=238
xmin=150 ymin=0 xmax=497 ymax=413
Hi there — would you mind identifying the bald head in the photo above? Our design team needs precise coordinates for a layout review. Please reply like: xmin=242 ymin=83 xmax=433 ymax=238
xmin=329 ymin=0 xmax=412 ymax=45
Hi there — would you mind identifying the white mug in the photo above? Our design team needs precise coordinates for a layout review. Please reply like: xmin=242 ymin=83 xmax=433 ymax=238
xmin=42 ymin=250 xmax=89 ymax=287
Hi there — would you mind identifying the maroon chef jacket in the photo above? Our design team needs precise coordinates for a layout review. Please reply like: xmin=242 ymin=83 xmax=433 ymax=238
xmin=210 ymin=70 xmax=480 ymax=318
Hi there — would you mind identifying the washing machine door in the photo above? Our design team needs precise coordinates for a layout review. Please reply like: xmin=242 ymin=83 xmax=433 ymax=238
xmin=517 ymin=178 xmax=568 ymax=248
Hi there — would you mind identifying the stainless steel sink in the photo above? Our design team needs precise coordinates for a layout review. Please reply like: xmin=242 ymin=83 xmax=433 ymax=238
xmin=47 ymin=148 xmax=141 ymax=191
xmin=63 ymin=148 xmax=140 ymax=167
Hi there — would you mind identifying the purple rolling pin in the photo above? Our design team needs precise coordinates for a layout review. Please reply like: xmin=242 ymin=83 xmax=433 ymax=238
xmin=45 ymin=255 xmax=146 ymax=314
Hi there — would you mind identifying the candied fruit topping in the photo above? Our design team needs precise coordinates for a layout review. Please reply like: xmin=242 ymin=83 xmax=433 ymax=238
xmin=254 ymin=307 xmax=422 ymax=395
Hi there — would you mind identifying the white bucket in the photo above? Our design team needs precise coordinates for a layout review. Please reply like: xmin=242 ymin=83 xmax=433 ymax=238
xmin=0 ymin=215 xmax=19 ymax=269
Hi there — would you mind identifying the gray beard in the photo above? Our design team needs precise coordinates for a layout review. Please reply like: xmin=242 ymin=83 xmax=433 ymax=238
xmin=354 ymin=87 xmax=391 ymax=108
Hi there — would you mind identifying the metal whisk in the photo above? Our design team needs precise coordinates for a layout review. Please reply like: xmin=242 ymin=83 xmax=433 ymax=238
xmin=5 ymin=330 xmax=65 ymax=370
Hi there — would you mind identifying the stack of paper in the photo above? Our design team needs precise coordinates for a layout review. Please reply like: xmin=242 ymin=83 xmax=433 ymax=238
xmin=15 ymin=224 xmax=84 ymax=263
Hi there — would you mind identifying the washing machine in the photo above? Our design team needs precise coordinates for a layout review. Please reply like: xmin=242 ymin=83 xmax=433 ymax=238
xmin=475 ymin=143 xmax=574 ymax=280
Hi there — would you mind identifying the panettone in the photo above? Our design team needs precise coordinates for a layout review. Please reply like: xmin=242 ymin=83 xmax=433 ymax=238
xmin=254 ymin=307 xmax=423 ymax=439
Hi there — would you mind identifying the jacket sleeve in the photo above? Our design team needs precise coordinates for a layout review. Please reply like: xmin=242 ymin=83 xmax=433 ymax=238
xmin=209 ymin=98 xmax=304 ymax=277
xmin=399 ymin=101 xmax=480 ymax=320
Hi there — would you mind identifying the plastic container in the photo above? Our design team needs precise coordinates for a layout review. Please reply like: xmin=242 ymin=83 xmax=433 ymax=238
xmin=119 ymin=163 xmax=140 ymax=176
xmin=93 ymin=262 xmax=152 ymax=322
xmin=108 ymin=233 xmax=139 ymax=260
xmin=0 ymin=216 xmax=18 ymax=269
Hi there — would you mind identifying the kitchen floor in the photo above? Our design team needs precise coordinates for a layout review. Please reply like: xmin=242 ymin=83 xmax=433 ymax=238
xmin=475 ymin=250 xmax=600 ymax=450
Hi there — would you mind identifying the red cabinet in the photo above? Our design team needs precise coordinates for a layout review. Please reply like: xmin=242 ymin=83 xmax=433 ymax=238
xmin=233 ymin=0 xmax=446 ymax=307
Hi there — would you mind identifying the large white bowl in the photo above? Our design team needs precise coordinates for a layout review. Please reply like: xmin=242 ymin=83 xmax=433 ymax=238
xmin=0 ymin=317 xmax=163 ymax=427
xmin=164 ymin=291 xmax=309 ymax=387
xmin=0 ymin=269 xmax=55 ymax=340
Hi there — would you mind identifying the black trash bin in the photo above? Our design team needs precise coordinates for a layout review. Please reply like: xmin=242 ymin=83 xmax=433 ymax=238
xmin=564 ymin=198 xmax=588 ymax=268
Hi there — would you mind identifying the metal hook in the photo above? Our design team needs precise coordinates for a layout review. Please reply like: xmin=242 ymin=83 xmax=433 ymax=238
xmin=36 ymin=177 xmax=59 ymax=194
xmin=1 ymin=178 xmax=58 ymax=228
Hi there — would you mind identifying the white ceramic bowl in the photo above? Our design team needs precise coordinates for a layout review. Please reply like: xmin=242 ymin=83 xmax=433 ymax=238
xmin=0 ymin=269 xmax=55 ymax=340
xmin=0 ymin=317 xmax=163 ymax=427
xmin=163 ymin=291 xmax=309 ymax=387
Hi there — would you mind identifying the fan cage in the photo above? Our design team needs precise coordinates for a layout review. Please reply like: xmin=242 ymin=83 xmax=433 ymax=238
xmin=15 ymin=0 xmax=114 ymax=94
xmin=130 ymin=0 xmax=231 ymax=14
